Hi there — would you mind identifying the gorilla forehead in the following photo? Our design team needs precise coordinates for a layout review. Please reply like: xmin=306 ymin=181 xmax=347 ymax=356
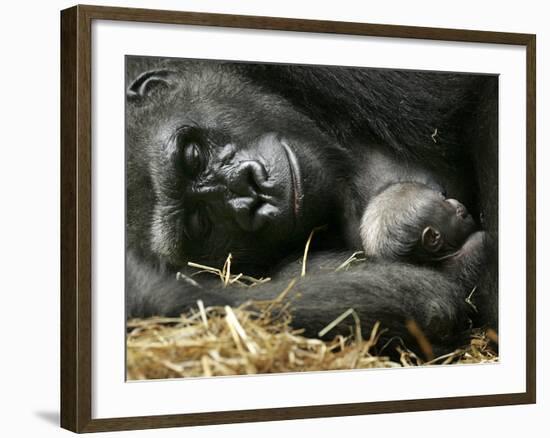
xmin=130 ymin=63 xmax=326 ymax=143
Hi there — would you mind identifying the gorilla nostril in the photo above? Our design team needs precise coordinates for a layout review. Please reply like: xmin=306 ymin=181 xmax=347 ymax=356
xmin=229 ymin=160 xmax=268 ymax=198
xmin=227 ymin=196 xmax=279 ymax=232
xmin=245 ymin=161 xmax=269 ymax=196
xmin=250 ymin=160 xmax=268 ymax=182
xmin=247 ymin=169 xmax=261 ymax=195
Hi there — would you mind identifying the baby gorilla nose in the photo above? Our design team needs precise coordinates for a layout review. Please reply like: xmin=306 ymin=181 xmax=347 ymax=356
xmin=446 ymin=198 xmax=469 ymax=218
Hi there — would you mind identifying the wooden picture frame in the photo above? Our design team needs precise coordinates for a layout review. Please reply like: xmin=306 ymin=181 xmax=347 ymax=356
xmin=61 ymin=4 xmax=536 ymax=433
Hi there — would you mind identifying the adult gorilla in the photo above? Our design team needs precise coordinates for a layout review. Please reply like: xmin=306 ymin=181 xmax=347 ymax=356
xmin=126 ymin=57 xmax=498 ymax=356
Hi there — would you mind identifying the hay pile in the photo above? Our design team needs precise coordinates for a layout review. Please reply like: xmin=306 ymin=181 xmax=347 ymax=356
xmin=126 ymin=284 xmax=498 ymax=380
xmin=127 ymin=243 xmax=498 ymax=380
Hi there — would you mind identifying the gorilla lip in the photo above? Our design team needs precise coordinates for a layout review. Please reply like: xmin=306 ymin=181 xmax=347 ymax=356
xmin=280 ymin=139 xmax=303 ymax=217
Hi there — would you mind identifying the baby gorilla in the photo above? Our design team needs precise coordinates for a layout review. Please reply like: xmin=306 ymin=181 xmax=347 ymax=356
xmin=360 ymin=182 xmax=488 ymax=288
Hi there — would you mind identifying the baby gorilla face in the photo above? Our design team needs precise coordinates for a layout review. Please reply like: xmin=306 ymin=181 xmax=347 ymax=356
xmin=420 ymin=191 xmax=477 ymax=257
xmin=360 ymin=182 xmax=478 ymax=263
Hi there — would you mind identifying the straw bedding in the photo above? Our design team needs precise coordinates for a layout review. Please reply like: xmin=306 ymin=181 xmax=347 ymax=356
xmin=127 ymin=253 xmax=498 ymax=380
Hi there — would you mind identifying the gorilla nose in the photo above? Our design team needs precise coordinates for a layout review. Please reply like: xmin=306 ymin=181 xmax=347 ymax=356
xmin=224 ymin=160 xmax=279 ymax=232
xmin=447 ymin=198 xmax=468 ymax=218
xmin=227 ymin=160 xmax=268 ymax=198
xmin=227 ymin=197 xmax=279 ymax=232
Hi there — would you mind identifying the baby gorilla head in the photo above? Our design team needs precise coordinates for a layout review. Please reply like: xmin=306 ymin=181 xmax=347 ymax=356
xmin=360 ymin=182 xmax=478 ymax=263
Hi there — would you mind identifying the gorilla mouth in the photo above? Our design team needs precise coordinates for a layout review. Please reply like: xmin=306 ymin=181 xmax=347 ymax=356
xmin=280 ymin=139 xmax=303 ymax=218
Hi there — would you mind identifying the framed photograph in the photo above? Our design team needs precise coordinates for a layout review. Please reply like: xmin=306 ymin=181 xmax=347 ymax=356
xmin=60 ymin=4 xmax=536 ymax=433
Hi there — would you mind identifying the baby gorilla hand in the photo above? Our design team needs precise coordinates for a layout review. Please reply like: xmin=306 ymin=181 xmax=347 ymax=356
xmin=442 ymin=230 xmax=490 ymax=289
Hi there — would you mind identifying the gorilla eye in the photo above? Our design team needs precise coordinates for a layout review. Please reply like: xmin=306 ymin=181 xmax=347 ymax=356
xmin=185 ymin=207 xmax=211 ymax=240
xmin=173 ymin=127 xmax=206 ymax=178
xmin=182 ymin=142 xmax=204 ymax=178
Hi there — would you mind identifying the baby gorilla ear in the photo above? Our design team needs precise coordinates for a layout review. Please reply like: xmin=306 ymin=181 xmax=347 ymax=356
xmin=127 ymin=69 xmax=176 ymax=103
xmin=421 ymin=226 xmax=444 ymax=253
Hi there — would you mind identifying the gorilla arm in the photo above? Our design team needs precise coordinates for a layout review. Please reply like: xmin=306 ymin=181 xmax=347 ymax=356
xmin=126 ymin=251 xmax=473 ymax=356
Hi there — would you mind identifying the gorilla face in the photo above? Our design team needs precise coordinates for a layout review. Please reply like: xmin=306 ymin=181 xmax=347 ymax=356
xmin=126 ymin=64 xmax=339 ymax=269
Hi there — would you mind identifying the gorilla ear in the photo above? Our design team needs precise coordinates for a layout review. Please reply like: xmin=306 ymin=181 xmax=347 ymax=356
xmin=127 ymin=69 xmax=176 ymax=103
xmin=421 ymin=226 xmax=443 ymax=253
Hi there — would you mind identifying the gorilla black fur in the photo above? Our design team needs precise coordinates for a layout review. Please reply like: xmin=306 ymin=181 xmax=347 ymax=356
xmin=125 ymin=56 xmax=498 ymax=357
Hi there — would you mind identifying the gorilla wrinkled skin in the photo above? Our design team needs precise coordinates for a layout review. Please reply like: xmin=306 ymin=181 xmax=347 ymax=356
xmin=126 ymin=57 xmax=498 ymax=357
